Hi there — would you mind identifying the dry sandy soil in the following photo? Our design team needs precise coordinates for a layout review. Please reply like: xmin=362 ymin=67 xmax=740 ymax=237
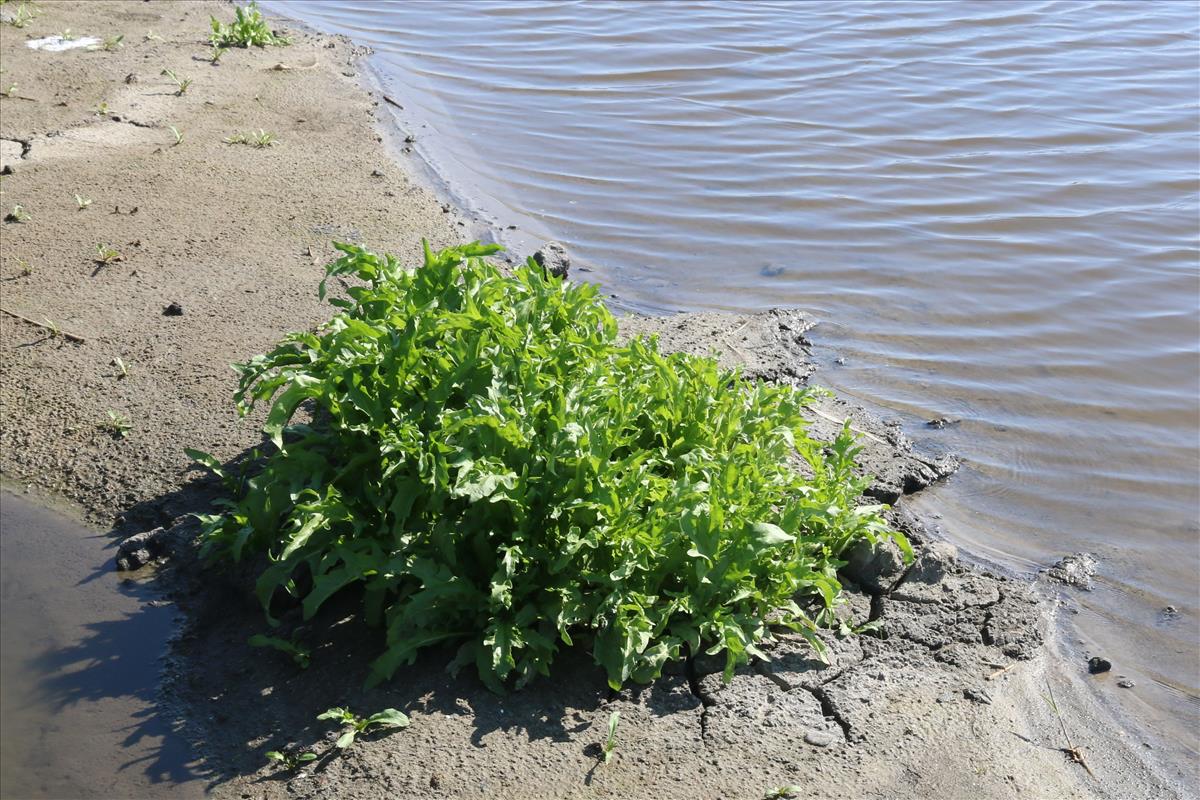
xmin=0 ymin=3 xmax=1190 ymax=799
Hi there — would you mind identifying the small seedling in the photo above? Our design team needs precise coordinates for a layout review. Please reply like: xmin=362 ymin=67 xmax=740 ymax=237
xmin=1 ymin=84 xmax=16 ymax=98
xmin=169 ymin=125 xmax=184 ymax=146
xmin=316 ymin=707 xmax=409 ymax=750
xmin=5 ymin=2 xmax=39 ymax=28
xmin=95 ymin=101 xmax=110 ymax=117
xmin=161 ymin=69 xmax=192 ymax=95
xmin=265 ymin=750 xmax=317 ymax=771
xmin=100 ymin=410 xmax=131 ymax=437
xmin=42 ymin=317 xmax=59 ymax=338
xmin=601 ymin=710 xmax=620 ymax=764
xmin=58 ymin=29 xmax=76 ymax=41
xmin=248 ymin=634 xmax=310 ymax=669
xmin=4 ymin=204 xmax=30 ymax=222
xmin=763 ymin=788 xmax=802 ymax=800
xmin=224 ymin=129 xmax=277 ymax=148
xmin=15 ymin=258 xmax=32 ymax=276
xmin=74 ymin=193 xmax=92 ymax=210
xmin=144 ymin=30 xmax=163 ymax=42
xmin=111 ymin=356 xmax=129 ymax=378
xmin=88 ymin=34 xmax=123 ymax=52
xmin=209 ymin=46 xmax=226 ymax=64
xmin=209 ymin=2 xmax=290 ymax=48
xmin=94 ymin=243 xmax=122 ymax=264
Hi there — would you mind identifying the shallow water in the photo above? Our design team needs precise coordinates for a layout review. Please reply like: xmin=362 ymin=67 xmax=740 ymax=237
xmin=267 ymin=0 xmax=1199 ymax=757
xmin=0 ymin=491 xmax=203 ymax=798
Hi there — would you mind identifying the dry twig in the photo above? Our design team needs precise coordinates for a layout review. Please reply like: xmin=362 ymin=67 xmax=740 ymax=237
xmin=0 ymin=306 xmax=87 ymax=342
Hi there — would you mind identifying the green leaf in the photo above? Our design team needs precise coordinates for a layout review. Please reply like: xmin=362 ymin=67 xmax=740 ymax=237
xmin=365 ymin=708 xmax=410 ymax=729
xmin=335 ymin=730 xmax=356 ymax=749
xmin=184 ymin=447 xmax=227 ymax=478
xmin=749 ymin=522 xmax=794 ymax=548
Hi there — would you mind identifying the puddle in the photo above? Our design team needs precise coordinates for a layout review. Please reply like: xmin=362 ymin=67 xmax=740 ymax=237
xmin=0 ymin=490 xmax=204 ymax=798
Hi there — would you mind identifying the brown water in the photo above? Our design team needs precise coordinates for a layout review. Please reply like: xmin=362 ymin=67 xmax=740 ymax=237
xmin=267 ymin=0 xmax=1199 ymax=761
xmin=0 ymin=491 xmax=204 ymax=798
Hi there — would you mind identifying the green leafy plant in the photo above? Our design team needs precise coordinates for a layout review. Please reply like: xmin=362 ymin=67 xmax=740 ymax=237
xmin=316 ymin=707 xmax=409 ymax=749
xmin=209 ymin=2 xmax=289 ymax=48
xmin=161 ymin=69 xmax=192 ymax=95
xmin=169 ymin=125 xmax=184 ymax=146
xmin=4 ymin=2 xmax=39 ymax=28
xmin=601 ymin=711 xmax=620 ymax=764
xmin=94 ymin=243 xmax=122 ymax=264
xmin=265 ymin=750 xmax=317 ymax=770
xmin=100 ymin=410 xmax=131 ymax=438
xmin=209 ymin=46 xmax=227 ymax=64
xmin=74 ymin=193 xmax=92 ymax=210
xmin=248 ymin=633 xmax=311 ymax=668
xmin=193 ymin=242 xmax=904 ymax=693
xmin=223 ymin=129 xmax=277 ymax=148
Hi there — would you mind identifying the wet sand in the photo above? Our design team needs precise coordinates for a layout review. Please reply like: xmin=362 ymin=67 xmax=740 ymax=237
xmin=0 ymin=2 xmax=1191 ymax=799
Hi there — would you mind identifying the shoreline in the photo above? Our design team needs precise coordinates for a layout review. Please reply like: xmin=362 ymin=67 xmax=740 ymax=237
xmin=0 ymin=2 xmax=1188 ymax=798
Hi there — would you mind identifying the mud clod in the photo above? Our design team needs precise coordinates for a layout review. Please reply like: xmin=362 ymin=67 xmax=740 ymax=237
xmin=115 ymin=526 xmax=168 ymax=570
xmin=532 ymin=240 xmax=571 ymax=279
xmin=1044 ymin=553 xmax=1098 ymax=590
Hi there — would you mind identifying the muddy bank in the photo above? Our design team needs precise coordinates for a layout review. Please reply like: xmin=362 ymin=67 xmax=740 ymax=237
xmin=0 ymin=0 xmax=470 ymax=528
xmin=0 ymin=3 xmax=1188 ymax=799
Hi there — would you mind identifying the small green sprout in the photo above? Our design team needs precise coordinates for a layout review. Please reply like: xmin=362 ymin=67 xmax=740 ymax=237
xmin=161 ymin=69 xmax=192 ymax=95
xmin=58 ymin=29 xmax=75 ymax=41
xmin=87 ymin=34 xmax=123 ymax=52
xmin=169 ymin=125 xmax=184 ymax=146
xmin=111 ymin=356 xmax=129 ymax=378
xmin=95 ymin=101 xmax=110 ymax=117
xmin=5 ymin=2 xmax=39 ymax=28
xmin=265 ymin=750 xmax=317 ymax=770
xmin=316 ymin=707 xmax=409 ymax=750
xmin=601 ymin=710 xmax=620 ymax=764
xmin=248 ymin=634 xmax=310 ymax=669
xmin=42 ymin=317 xmax=59 ymax=338
xmin=15 ymin=258 xmax=32 ymax=276
xmin=209 ymin=2 xmax=290 ymax=48
xmin=144 ymin=30 xmax=163 ymax=42
xmin=763 ymin=788 xmax=802 ymax=800
xmin=74 ymin=193 xmax=92 ymax=210
xmin=100 ymin=410 xmax=131 ymax=437
xmin=209 ymin=46 xmax=226 ymax=64
xmin=4 ymin=204 xmax=30 ymax=222
xmin=1 ymin=84 xmax=15 ymax=98
xmin=224 ymin=129 xmax=278 ymax=148
xmin=94 ymin=243 xmax=122 ymax=265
